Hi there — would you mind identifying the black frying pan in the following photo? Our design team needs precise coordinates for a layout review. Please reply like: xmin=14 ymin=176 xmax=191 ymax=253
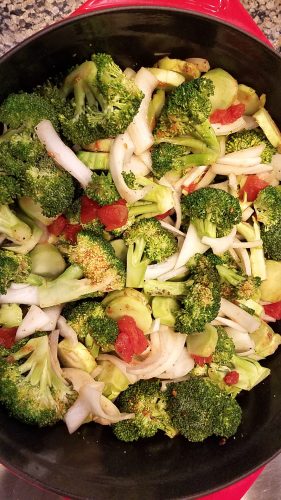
xmin=0 ymin=2 xmax=281 ymax=499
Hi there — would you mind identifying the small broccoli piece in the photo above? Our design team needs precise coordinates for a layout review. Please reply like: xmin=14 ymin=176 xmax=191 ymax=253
xmin=86 ymin=172 xmax=120 ymax=206
xmin=254 ymin=186 xmax=281 ymax=227
xmin=0 ymin=174 xmax=21 ymax=205
xmin=0 ymin=250 xmax=31 ymax=294
xmin=225 ymin=128 xmax=277 ymax=164
xmin=0 ymin=204 xmax=32 ymax=244
xmin=154 ymin=77 xmax=220 ymax=153
xmin=124 ymin=218 xmax=178 ymax=288
xmin=261 ymin=221 xmax=281 ymax=261
xmin=66 ymin=230 xmax=125 ymax=291
xmin=59 ymin=54 xmax=143 ymax=145
xmin=0 ymin=92 xmax=58 ymax=131
xmin=0 ymin=304 xmax=22 ymax=327
xmin=214 ymin=256 xmax=262 ymax=301
xmin=64 ymin=299 xmax=118 ymax=351
xmin=20 ymin=153 xmax=75 ymax=217
xmin=212 ymin=326 xmax=235 ymax=366
xmin=0 ymin=334 xmax=76 ymax=426
xmin=145 ymin=255 xmax=221 ymax=334
xmin=0 ymin=131 xmax=44 ymax=163
xmin=113 ymin=380 xmax=177 ymax=442
xmin=166 ymin=377 xmax=242 ymax=442
xmin=182 ymin=187 xmax=242 ymax=238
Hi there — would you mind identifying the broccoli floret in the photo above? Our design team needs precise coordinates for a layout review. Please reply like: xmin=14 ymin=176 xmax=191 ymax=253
xmin=225 ymin=128 xmax=277 ymax=164
xmin=64 ymin=299 xmax=118 ymax=351
xmin=166 ymin=377 xmax=242 ymax=442
xmin=0 ymin=174 xmax=21 ymax=205
xmin=124 ymin=218 xmax=178 ymax=288
xmin=154 ymin=77 xmax=220 ymax=153
xmin=212 ymin=326 xmax=235 ymax=366
xmin=86 ymin=172 xmax=120 ymax=206
xmin=214 ymin=257 xmax=261 ymax=301
xmin=0 ymin=92 xmax=58 ymax=131
xmin=67 ymin=230 xmax=125 ymax=291
xmin=0 ymin=250 xmax=31 ymax=294
xmin=254 ymin=186 xmax=281 ymax=227
xmin=182 ymin=187 xmax=242 ymax=238
xmin=113 ymin=380 xmax=177 ymax=442
xmin=0 ymin=131 xmax=44 ymax=164
xmin=145 ymin=255 xmax=221 ymax=334
xmin=59 ymin=54 xmax=143 ymax=145
xmin=0 ymin=334 xmax=76 ymax=426
xmin=261 ymin=221 xmax=281 ymax=261
xmin=20 ymin=154 xmax=75 ymax=217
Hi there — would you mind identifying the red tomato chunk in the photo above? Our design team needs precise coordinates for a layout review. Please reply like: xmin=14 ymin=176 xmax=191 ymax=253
xmin=224 ymin=370 xmax=239 ymax=386
xmin=240 ymin=175 xmax=269 ymax=202
xmin=210 ymin=103 xmax=245 ymax=125
xmin=0 ymin=327 xmax=17 ymax=349
xmin=115 ymin=315 xmax=149 ymax=362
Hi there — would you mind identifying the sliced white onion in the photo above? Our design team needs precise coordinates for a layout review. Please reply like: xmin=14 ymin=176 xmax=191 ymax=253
xmin=216 ymin=156 xmax=262 ymax=167
xmin=158 ymin=265 xmax=187 ymax=282
xmin=219 ymin=297 xmax=260 ymax=333
xmin=57 ymin=315 xmax=78 ymax=344
xmin=97 ymin=354 xmax=138 ymax=384
xmin=10 ymin=283 xmax=30 ymax=290
xmin=158 ymin=347 xmax=194 ymax=379
xmin=175 ymin=165 xmax=207 ymax=192
xmin=211 ymin=163 xmax=272 ymax=176
xmin=212 ymin=316 xmax=248 ymax=333
xmin=16 ymin=305 xmax=50 ymax=339
xmin=209 ymin=180 xmax=229 ymax=192
xmin=211 ymin=117 xmax=247 ymax=135
xmin=62 ymin=368 xmax=96 ymax=391
xmin=123 ymin=154 xmax=151 ymax=176
xmin=35 ymin=120 xmax=92 ymax=188
xmin=175 ymin=223 xmax=209 ymax=269
xmin=236 ymin=247 xmax=251 ymax=276
xmin=242 ymin=206 xmax=254 ymax=221
xmin=109 ymin=133 xmax=152 ymax=203
xmin=224 ymin=327 xmax=255 ymax=353
xmin=139 ymin=150 xmax=152 ymax=170
xmin=243 ymin=116 xmax=259 ymax=130
xmin=41 ymin=305 xmax=62 ymax=331
xmin=150 ymin=318 xmax=161 ymax=333
xmin=159 ymin=176 xmax=181 ymax=229
xmin=159 ymin=221 xmax=185 ymax=236
xmin=228 ymin=247 xmax=241 ymax=264
xmin=123 ymin=67 xmax=136 ymax=79
xmin=145 ymin=252 xmax=179 ymax=280
xmin=232 ymin=239 xmax=263 ymax=248
xmin=228 ymin=173 xmax=237 ymax=194
xmin=221 ymin=145 xmax=265 ymax=160
xmin=127 ymin=67 xmax=158 ymax=154
xmin=201 ymin=226 xmax=236 ymax=255
xmin=196 ymin=168 xmax=217 ymax=189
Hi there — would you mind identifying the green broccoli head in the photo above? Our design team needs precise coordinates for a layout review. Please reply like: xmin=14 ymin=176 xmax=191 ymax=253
xmin=0 ymin=92 xmax=58 ymax=130
xmin=59 ymin=53 xmax=143 ymax=145
xmin=86 ymin=172 xmax=120 ymax=206
xmin=261 ymin=221 xmax=281 ymax=261
xmin=225 ymin=128 xmax=277 ymax=164
xmin=254 ymin=186 xmax=281 ymax=227
xmin=166 ymin=377 xmax=242 ymax=442
xmin=214 ymin=256 xmax=262 ymax=301
xmin=68 ymin=230 xmax=126 ymax=291
xmin=0 ymin=335 xmax=76 ymax=426
xmin=113 ymin=380 xmax=178 ymax=442
xmin=20 ymin=154 xmax=75 ymax=217
xmin=212 ymin=326 xmax=235 ymax=366
xmin=0 ymin=250 xmax=31 ymax=294
xmin=182 ymin=187 xmax=242 ymax=238
xmin=0 ymin=175 xmax=21 ymax=205
xmin=151 ymin=142 xmax=192 ymax=179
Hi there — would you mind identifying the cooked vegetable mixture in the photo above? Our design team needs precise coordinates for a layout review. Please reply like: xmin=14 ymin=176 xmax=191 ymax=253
xmin=0 ymin=53 xmax=281 ymax=443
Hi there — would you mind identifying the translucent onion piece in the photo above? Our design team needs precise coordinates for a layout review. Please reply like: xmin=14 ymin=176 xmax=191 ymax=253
xmin=41 ymin=305 xmax=62 ymax=331
xmin=158 ymin=347 xmax=194 ymax=379
xmin=159 ymin=176 xmax=181 ymax=229
xmin=209 ymin=180 xmax=229 ymax=192
xmin=175 ymin=165 xmax=207 ymax=192
xmin=216 ymin=156 xmax=262 ymax=167
xmin=242 ymin=207 xmax=254 ymax=221
xmin=159 ymin=221 xmax=185 ymax=236
xmin=16 ymin=305 xmax=50 ymax=339
xmin=0 ymin=286 xmax=39 ymax=305
xmin=236 ymin=247 xmax=251 ymax=276
xmin=212 ymin=316 xmax=247 ymax=333
xmin=272 ymin=154 xmax=281 ymax=181
xmin=225 ymin=327 xmax=255 ymax=353
xmin=201 ymin=227 xmax=236 ymax=255
xmin=123 ymin=67 xmax=136 ymax=79
xmin=220 ymin=297 xmax=260 ymax=333
xmin=57 ymin=315 xmax=78 ymax=344
xmin=97 ymin=354 xmax=138 ymax=384
xmin=145 ymin=252 xmax=179 ymax=280
xmin=211 ymin=117 xmax=247 ymax=135
xmin=123 ymin=154 xmax=151 ymax=176
xmin=175 ymin=223 xmax=209 ymax=269
xmin=35 ymin=120 xmax=92 ymax=188
xmin=196 ymin=168 xmax=216 ymax=189
xmin=232 ymin=239 xmax=263 ymax=248
xmin=211 ymin=163 xmax=272 ymax=176
xmin=220 ymin=145 xmax=265 ymax=160
xmin=158 ymin=265 xmax=187 ymax=282
xmin=62 ymin=368 xmax=96 ymax=391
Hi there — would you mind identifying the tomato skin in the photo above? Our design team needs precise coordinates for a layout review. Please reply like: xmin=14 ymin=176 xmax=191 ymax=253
xmin=48 ymin=215 xmax=68 ymax=236
xmin=182 ymin=182 xmax=198 ymax=194
xmin=263 ymin=301 xmax=281 ymax=320
xmin=210 ymin=103 xmax=245 ymax=125
xmin=191 ymin=354 xmax=213 ymax=366
xmin=240 ymin=175 xmax=269 ymax=202
xmin=115 ymin=316 xmax=149 ymax=362
xmin=224 ymin=370 xmax=239 ymax=386
xmin=63 ymin=223 xmax=82 ymax=244
xmin=0 ymin=327 xmax=17 ymax=349
xmin=97 ymin=200 xmax=128 ymax=231
xmin=155 ymin=209 xmax=174 ymax=220
xmin=80 ymin=196 xmax=100 ymax=224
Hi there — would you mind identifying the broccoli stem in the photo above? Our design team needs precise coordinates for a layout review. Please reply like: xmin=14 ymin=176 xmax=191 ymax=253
xmin=216 ymin=265 xmax=245 ymax=286
xmin=0 ymin=205 xmax=32 ymax=243
xmin=126 ymin=238 xmax=149 ymax=288
xmin=144 ymin=279 xmax=187 ymax=297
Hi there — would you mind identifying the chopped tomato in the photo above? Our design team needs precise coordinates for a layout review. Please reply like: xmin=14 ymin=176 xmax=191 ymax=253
xmin=97 ymin=200 xmax=128 ymax=231
xmin=263 ymin=301 xmax=281 ymax=320
xmin=0 ymin=327 xmax=17 ymax=349
xmin=115 ymin=316 xmax=148 ymax=362
xmin=191 ymin=354 xmax=213 ymax=366
xmin=155 ymin=209 xmax=174 ymax=220
xmin=80 ymin=196 xmax=100 ymax=224
xmin=210 ymin=103 xmax=245 ymax=125
xmin=224 ymin=370 xmax=239 ymax=386
xmin=182 ymin=182 xmax=198 ymax=194
xmin=239 ymin=175 xmax=269 ymax=202
xmin=48 ymin=215 xmax=68 ymax=236
xmin=63 ymin=223 xmax=82 ymax=244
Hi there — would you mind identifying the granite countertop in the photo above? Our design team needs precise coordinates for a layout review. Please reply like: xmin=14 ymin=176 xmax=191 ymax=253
xmin=0 ymin=0 xmax=281 ymax=57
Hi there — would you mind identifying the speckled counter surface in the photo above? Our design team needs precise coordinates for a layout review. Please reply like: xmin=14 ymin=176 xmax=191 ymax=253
xmin=0 ymin=0 xmax=280 ymax=57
